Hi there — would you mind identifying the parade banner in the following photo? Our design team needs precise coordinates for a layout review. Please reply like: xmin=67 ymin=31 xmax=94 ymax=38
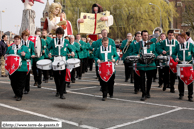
xmin=80 ymin=11 xmax=110 ymax=34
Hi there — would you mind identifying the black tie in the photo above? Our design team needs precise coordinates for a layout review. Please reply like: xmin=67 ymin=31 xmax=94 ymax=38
xmin=182 ymin=44 xmax=185 ymax=49
xmin=25 ymin=42 xmax=26 ymax=46
xmin=105 ymin=47 xmax=107 ymax=51
xmin=16 ymin=45 xmax=18 ymax=53
xmin=58 ymin=39 xmax=60 ymax=45
xmin=169 ymin=41 xmax=171 ymax=45
xmin=144 ymin=42 xmax=146 ymax=47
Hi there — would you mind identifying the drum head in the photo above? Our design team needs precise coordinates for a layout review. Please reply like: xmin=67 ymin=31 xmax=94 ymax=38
xmin=37 ymin=59 xmax=51 ymax=66
xmin=67 ymin=58 xmax=80 ymax=63
xmin=35 ymin=36 xmax=42 ymax=58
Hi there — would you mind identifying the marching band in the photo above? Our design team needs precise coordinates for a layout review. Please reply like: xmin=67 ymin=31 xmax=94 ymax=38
xmin=3 ymin=3 xmax=194 ymax=103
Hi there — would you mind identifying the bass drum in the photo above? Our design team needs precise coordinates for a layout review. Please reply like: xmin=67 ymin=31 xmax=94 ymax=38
xmin=28 ymin=36 xmax=42 ymax=58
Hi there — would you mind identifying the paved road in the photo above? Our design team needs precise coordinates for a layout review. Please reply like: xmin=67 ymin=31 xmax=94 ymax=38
xmin=0 ymin=64 xmax=194 ymax=129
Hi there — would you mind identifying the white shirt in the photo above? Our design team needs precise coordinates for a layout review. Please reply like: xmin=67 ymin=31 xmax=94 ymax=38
xmin=168 ymin=39 xmax=172 ymax=44
xmin=103 ymin=46 xmax=108 ymax=51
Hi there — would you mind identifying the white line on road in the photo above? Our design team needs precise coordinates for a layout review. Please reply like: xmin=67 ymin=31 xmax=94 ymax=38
xmin=0 ymin=103 xmax=98 ymax=129
xmin=106 ymin=108 xmax=182 ymax=129
xmin=0 ymin=81 xmax=193 ymax=110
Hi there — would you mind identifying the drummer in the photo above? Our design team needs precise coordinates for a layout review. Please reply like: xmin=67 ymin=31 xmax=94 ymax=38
xmin=48 ymin=27 xmax=75 ymax=99
xmin=6 ymin=35 xmax=31 ymax=101
xmin=32 ymin=30 xmax=47 ymax=88
xmin=42 ymin=29 xmax=52 ymax=82
xmin=94 ymin=37 xmax=119 ymax=101
xmin=133 ymin=30 xmax=158 ymax=101
xmin=157 ymin=30 xmax=178 ymax=93
xmin=21 ymin=30 xmax=35 ymax=94
xmin=66 ymin=35 xmax=80 ymax=88
xmin=172 ymin=33 xmax=194 ymax=102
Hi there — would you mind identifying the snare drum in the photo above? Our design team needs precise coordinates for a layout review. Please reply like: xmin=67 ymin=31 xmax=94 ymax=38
xmin=52 ymin=60 xmax=66 ymax=71
xmin=28 ymin=36 xmax=42 ymax=58
xmin=36 ymin=59 xmax=52 ymax=70
xmin=66 ymin=58 xmax=80 ymax=69
xmin=177 ymin=64 xmax=192 ymax=76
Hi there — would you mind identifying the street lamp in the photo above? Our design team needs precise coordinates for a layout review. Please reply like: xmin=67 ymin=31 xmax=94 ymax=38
xmin=149 ymin=3 xmax=162 ymax=28
xmin=0 ymin=10 xmax=5 ymax=40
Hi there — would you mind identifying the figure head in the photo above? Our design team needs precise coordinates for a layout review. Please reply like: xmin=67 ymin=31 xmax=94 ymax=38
xmin=135 ymin=32 xmax=142 ymax=42
xmin=177 ymin=33 xmax=187 ymax=44
xmin=2 ymin=34 xmax=8 ymax=41
xmin=21 ymin=30 xmax=30 ymax=41
xmin=167 ymin=30 xmax=174 ymax=41
xmin=42 ymin=29 xmax=48 ymax=37
xmin=102 ymin=37 xmax=109 ymax=48
xmin=92 ymin=4 xmax=103 ymax=13
xmin=101 ymin=29 xmax=108 ymax=38
xmin=35 ymin=29 xmax=41 ymax=36
xmin=14 ymin=35 xmax=21 ymax=45
xmin=160 ymin=33 xmax=166 ymax=41
xmin=56 ymin=27 xmax=64 ymax=39
xmin=69 ymin=35 xmax=75 ymax=43
xmin=127 ymin=33 xmax=132 ymax=41
xmin=141 ymin=30 xmax=149 ymax=41
xmin=49 ymin=3 xmax=62 ymax=20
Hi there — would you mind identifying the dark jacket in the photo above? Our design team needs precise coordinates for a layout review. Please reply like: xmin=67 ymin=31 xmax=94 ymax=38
xmin=0 ymin=40 xmax=8 ymax=56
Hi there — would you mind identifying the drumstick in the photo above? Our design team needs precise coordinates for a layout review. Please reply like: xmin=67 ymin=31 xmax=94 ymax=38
xmin=187 ymin=60 xmax=193 ymax=64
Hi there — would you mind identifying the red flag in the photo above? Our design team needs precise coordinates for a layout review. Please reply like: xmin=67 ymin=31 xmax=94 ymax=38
xmin=134 ymin=63 xmax=140 ymax=76
xmin=27 ymin=61 xmax=30 ymax=74
xmin=98 ymin=62 xmax=114 ymax=82
xmin=28 ymin=36 xmax=37 ymax=47
xmin=5 ymin=55 xmax=21 ymax=75
xmin=65 ymin=68 xmax=71 ymax=82
xmin=180 ymin=66 xmax=194 ymax=85
xmin=169 ymin=57 xmax=178 ymax=73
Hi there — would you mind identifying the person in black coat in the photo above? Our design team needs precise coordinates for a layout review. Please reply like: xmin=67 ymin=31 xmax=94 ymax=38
xmin=0 ymin=34 xmax=8 ymax=77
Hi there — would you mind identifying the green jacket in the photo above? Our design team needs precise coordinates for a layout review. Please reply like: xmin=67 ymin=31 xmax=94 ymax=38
xmin=6 ymin=45 xmax=31 ymax=72
xmin=120 ymin=39 xmax=134 ymax=62
xmin=22 ymin=40 xmax=35 ymax=65
xmin=88 ymin=43 xmax=94 ymax=59
xmin=77 ymin=40 xmax=86 ymax=59
xmin=172 ymin=42 xmax=194 ymax=64
xmin=157 ymin=39 xmax=179 ymax=56
xmin=33 ymin=38 xmax=47 ymax=62
xmin=83 ymin=42 xmax=89 ymax=58
xmin=94 ymin=45 xmax=119 ymax=73
xmin=44 ymin=36 xmax=52 ymax=58
xmin=133 ymin=41 xmax=157 ymax=71
xmin=68 ymin=42 xmax=80 ymax=58
xmin=48 ymin=38 xmax=74 ymax=61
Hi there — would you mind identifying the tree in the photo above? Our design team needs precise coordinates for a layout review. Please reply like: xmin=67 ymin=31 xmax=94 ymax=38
xmin=60 ymin=0 xmax=178 ymax=39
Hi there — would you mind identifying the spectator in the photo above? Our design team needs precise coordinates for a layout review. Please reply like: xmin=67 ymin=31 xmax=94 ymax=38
xmin=0 ymin=34 xmax=8 ymax=77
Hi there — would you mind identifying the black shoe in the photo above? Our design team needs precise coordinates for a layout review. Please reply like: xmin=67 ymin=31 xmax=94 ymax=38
xmin=16 ymin=97 xmax=22 ymax=101
xmin=79 ymin=77 xmax=81 ymax=80
xmin=34 ymin=82 xmax=38 ymax=86
xmin=24 ymin=91 xmax=28 ymax=94
xmin=163 ymin=85 xmax=166 ymax=91
xmin=110 ymin=95 xmax=113 ymax=98
xmin=188 ymin=98 xmax=193 ymax=102
xmin=102 ymin=98 xmax=106 ymax=101
xmin=85 ymin=69 xmax=88 ymax=72
xmin=170 ymin=90 xmax=175 ymax=93
xmin=60 ymin=96 xmax=66 ymax=99
xmin=125 ymin=79 xmax=128 ymax=82
xmin=14 ymin=95 xmax=17 ymax=98
xmin=140 ymin=96 xmax=146 ymax=101
xmin=45 ymin=80 xmax=48 ymax=83
xmin=76 ymin=76 xmax=78 ymax=78
xmin=67 ymin=83 xmax=70 ymax=88
xmin=72 ymin=80 xmax=75 ymax=83
xmin=64 ymin=91 xmax=67 ymax=94
xmin=179 ymin=96 xmax=183 ymax=100
xmin=167 ymin=85 xmax=171 ymax=88
xmin=130 ymin=80 xmax=134 ymax=83
xmin=134 ymin=91 xmax=138 ymax=94
xmin=153 ymin=79 xmax=155 ymax=82
xmin=50 ymin=77 xmax=53 ymax=80
xmin=37 ymin=84 xmax=41 ymax=88
xmin=43 ymin=78 xmax=45 ymax=81
xmin=146 ymin=94 xmax=151 ymax=98
xmin=55 ymin=93 xmax=59 ymax=97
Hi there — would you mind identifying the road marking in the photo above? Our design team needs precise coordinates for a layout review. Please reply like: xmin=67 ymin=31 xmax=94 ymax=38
xmin=69 ymin=86 xmax=99 ymax=91
xmin=106 ymin=108 xmax=182 ymax=129
xmin=0 ymin=81 xmax=193 ymax=110
xmin=0 ymin=103 xmax=98 ymax=129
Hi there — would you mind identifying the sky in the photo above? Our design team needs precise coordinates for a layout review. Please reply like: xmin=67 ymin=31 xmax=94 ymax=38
xmin=0 ymin=0 xmax=54 ymax=34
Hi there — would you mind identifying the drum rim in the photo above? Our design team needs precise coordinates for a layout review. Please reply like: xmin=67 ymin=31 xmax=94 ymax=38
xmin=37 ymin=59 xmax=52 ymax=66
xmin=52 ymin=61 xmax=66 ymax=66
